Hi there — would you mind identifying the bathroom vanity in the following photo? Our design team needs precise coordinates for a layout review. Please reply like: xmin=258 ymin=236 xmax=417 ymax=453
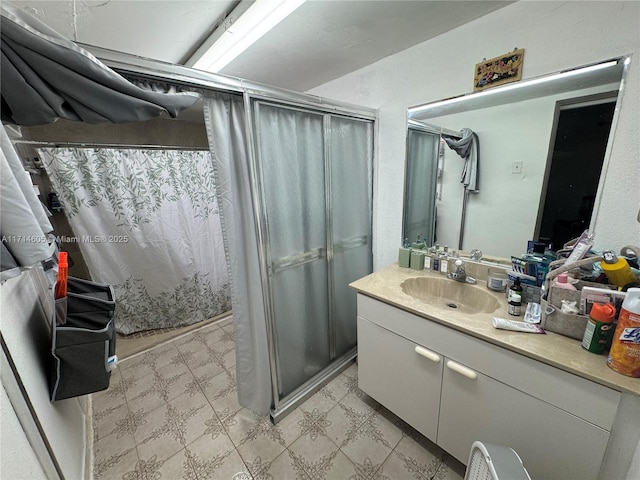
xmin=351 ymin=264 xmax=640 ymax=480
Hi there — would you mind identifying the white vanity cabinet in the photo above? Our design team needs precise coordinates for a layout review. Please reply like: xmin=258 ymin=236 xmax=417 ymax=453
xmin=356 ymin=294 xmax=621 ymax=480
xmin=358 ymin=317 xmax=442 ymax=441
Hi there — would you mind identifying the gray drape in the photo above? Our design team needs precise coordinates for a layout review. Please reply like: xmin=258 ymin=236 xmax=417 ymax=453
xmin=445 ymin=127 xmax=480 ymax=192
xmin=1 ymin=123 xmax=53 ymax=276
xmin=1 ymin=3 xmax=200 ymax=126
xmin=204 ymin=93 xmax=272 ymax=415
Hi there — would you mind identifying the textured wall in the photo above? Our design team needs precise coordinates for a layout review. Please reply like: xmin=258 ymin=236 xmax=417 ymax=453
xmin=309 ymin=1 xmax=640 ymax=269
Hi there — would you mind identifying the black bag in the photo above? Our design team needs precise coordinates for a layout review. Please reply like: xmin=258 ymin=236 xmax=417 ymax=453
xmin=50 ymin=277 xmax=116 ymax=401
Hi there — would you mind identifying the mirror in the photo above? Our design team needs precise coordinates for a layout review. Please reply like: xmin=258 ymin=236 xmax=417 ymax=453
xmin=403 ymin=57 xmax=628 ymax=258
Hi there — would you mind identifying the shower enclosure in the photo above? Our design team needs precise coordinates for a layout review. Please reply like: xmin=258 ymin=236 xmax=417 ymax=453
xmin=250 ymin=101 xmax=373 ymax=418
xmin=403 ymin=126 xmax=441 ymax=246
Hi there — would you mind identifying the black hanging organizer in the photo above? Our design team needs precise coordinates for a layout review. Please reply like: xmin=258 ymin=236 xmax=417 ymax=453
xmin=50 ymin=277 xmax=116 ymax=401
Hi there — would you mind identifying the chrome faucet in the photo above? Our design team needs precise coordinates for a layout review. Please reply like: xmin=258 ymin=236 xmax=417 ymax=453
xmin=448 ymin=259 xmax=477 ymax=284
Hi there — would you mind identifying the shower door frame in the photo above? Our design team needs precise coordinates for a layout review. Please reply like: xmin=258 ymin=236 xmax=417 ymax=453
xmin=246 ymin=97 xmax=375 ymax=421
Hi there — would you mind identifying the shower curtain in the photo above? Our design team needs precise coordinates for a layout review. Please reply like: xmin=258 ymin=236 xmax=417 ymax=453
xmin=204 ymin=92 xmax=272 ymax=415
xmin=39 ymin=147 xmax=231 ymax=334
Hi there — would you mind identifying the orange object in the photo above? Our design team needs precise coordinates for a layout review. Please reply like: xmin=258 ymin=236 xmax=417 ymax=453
xmin=607 ymin=288 xmax=640 ymax=377
xmin=55 ymin=252 xmax=68 ymax=299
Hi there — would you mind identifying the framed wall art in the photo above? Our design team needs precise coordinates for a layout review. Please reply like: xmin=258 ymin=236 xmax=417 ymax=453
xmin=474 ymin=49 xmax=525 ymax=91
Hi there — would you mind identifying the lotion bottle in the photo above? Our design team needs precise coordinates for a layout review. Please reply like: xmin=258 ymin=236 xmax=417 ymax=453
xmin=553 ymin=273 xmax=577 ymax=290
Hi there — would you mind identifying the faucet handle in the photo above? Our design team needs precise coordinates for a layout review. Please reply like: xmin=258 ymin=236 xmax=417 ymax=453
xmin=469 ymin=249 xmax=483 ymax=261
xmin=455 ymin=259 xmax=464 ymax=268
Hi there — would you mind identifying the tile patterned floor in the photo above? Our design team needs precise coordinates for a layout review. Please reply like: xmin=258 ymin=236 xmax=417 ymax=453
xmin=92 ymin=318 xmax=466 ymax=479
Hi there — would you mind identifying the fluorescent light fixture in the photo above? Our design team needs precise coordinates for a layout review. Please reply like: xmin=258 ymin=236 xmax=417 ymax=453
xmin=408 ymin=60 xmax=619 ymax=115
xmin=193 ymin=0 xmax=305 ymax=73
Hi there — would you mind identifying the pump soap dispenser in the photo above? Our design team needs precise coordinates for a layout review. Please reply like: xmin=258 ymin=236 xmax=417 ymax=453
xmin=398 ymin=238 xmax=411 ymax=268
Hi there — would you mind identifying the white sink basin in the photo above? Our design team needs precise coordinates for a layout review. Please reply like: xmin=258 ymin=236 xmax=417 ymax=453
xmin=401 ymin=276 xmax=501 ymax=314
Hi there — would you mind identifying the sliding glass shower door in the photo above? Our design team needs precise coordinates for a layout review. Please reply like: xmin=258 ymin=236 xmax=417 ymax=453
xmin=252 ymin=101 xmax=373 ymax=411
xmin=404 ymin=128 xmax=440 ymax=246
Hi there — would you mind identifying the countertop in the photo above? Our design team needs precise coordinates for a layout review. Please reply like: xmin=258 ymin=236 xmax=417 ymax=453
xmin=350 ymin=263 xmax=640 ymax=396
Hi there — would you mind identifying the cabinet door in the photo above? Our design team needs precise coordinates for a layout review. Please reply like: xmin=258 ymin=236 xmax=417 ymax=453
xmin=438 ymin=359 xmax=610 ymax=480
xmin=357 ymin=317 xmax=442 ymax=441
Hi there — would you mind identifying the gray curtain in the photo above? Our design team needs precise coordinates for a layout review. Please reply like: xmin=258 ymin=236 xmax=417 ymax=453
xmin=445 ymin=127 xmax=480 ymax=193
xmin=1 ymin=123 xmax=53 ymax=277
xmin=204 ymin=92 xmax=272 ymax=415
xmin=1 ymin=3 xmax=200 ymax=126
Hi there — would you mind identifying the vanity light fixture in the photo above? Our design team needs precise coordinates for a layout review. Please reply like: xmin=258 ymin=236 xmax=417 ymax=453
xmin=191 ymin=0 xmax=306 ymax=73
xmin=408 ymin=59 xmax=620 ymax=115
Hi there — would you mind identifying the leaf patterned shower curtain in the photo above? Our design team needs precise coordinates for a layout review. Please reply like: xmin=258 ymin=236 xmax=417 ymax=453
xmin=39 ymin=147 xmax=231 ymax=334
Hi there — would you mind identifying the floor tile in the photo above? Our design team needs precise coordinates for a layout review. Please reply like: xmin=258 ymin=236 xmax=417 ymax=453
xmin=124 ymin=373 xmax=167 ymax=415
xmin=93 ymin=431 xmax=138 ymax=480
xmin=307 ymin=449 xmax=357 ymax=480
xmin=299 ymin=373 xmax=350 ymax=414
xmin=211 ymin=325 xmax=236 ymax=348
xmin=186 ymin=344 xmax=228 ymax=378
xmin=92 ymin=369 xmax=127 ymax=411
xmin=227 ymin=408 xmax=288 ymax=467
xmin=173 ymin=326 xmax=216 ymax=354
xmin=220 ymin=322 xmax=234 ymax=338
xmin=382 ymin=435 xmax=443 ymax=480
xmin=327 ymin=401 xmax=402 ymax=468
xmin=217 ymin=345 xmax=237 ymax=370
xmin=349 ymin=456 xmax=391 ymax=480
xmin=287 ymin=434 xmax=341 ymax=476
xmin=340 ymin=391 xmax=379 ymax=418
xmin=120 ymin=342 xmax=180 ymax=373
xmin=92 ymin=400 xmax=129 ymax=441
xmin=122 ymin=454 xmax=177 ymax=480
xmin=294 ymin=406 xmax=333 ymax=442
xmin=185 ymin=432 xmax=250 ymax=480
xmin=246 ymin=449 xmax=309 ymax=480
xmin=157 ymin=448 xmax=199 ymax=479
xmin=201 ymin=370 xmax=241 ymax=421
xmin=134 ymin=391 xmax=213 ymax=462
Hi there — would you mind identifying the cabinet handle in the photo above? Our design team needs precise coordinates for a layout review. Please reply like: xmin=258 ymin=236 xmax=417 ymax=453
xmin=414 ymin=345 xmax=441 ymax=363
xmin=446 ymin=360 xmax=477 ymax=380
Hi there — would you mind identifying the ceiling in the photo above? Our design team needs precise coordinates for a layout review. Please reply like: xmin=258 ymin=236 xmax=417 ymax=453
xmin=9 ymin=0 xmax=512 ymax=92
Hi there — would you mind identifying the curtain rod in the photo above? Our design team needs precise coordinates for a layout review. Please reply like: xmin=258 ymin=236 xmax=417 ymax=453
xmin=12 ymin=139 xmax=209 ymax=151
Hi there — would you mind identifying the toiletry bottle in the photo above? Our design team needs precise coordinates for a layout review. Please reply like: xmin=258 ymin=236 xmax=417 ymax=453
xmin=439 ymin=248 xmax=449 ymax=275
xmin=410 ymin=249 xmax=425 ymax=271
xmin=424 ymin=246 xmax=433 ymax=270
xmin=411 ymin=234 xmax=423 ymax=249
xmin=553 ymin=273 xmax=577 ymax=290
xmin=398 ymin=238 xmax=411 ymax=268
xmin=581 ymin=302 xmax=616 ymax=354
xmin=607 ymin=288 xmax=640 ymax=377
xmin=508 ymin=293 xmax=522 ymax=316
xmin=564 ymin=230 xmax=594 ymax=266
xmin=509 ymin=277 xmax=523 ymax=297
xmin=600 ymin=250 xmax=638 ymax=288
xmin=432 ymin=245 xmax=440 ymax=272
